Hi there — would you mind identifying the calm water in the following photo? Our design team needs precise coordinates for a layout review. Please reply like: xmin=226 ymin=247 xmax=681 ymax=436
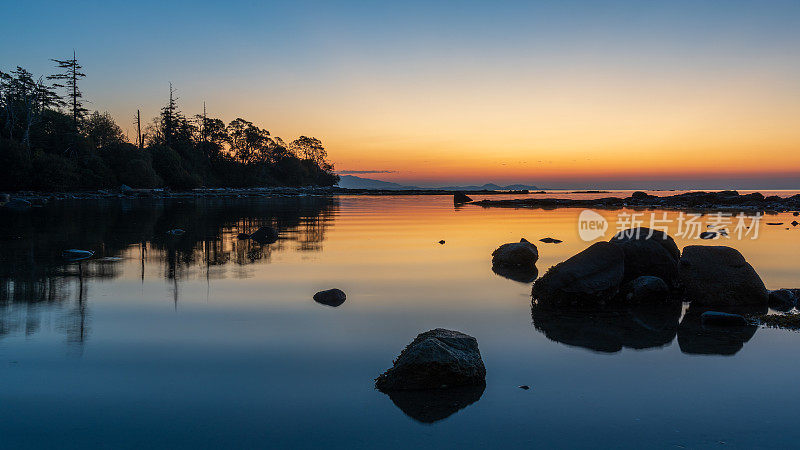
xmin=2 ymin=193 xmax=800 ymax=449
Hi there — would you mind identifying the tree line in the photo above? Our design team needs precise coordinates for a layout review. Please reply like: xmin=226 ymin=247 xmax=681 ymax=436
xmin=0 ymin=54 xmax=339 ymax=191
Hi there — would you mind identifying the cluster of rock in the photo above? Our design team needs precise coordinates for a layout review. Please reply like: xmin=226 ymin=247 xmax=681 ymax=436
xmin=527 ymin=228 xmax=787 ymax=355
xmin=473 ymin=190 xmax=800 ymax=213
xmin=531 ymin=227 xmax=771 ymax=313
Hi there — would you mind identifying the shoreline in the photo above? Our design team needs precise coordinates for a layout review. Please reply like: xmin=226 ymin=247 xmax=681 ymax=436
xmin=471 ymin=190 xmax=800 ymax=213
xmin=2 ymin=188 xmax=799 ymax=213
xmin=1 ymin=186 xmax=530 ymax=203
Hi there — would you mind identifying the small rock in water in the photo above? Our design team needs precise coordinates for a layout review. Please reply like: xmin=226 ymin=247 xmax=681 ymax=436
xmin=62 ymin=249 xmax=94 ymax=261
xmin=453 ymin=192 xmax=473 ymax=204
xmin=700 ymin=311 xmax=747 ymax=327
xmin=794 ymin=212 xmax=799 ymax=216
xmin=438 ymin=240 xmax=446 ymax=245
xmin=250 ymin=226 xmax=279 ymax=244
xmin=3 ymin=198 xmax=32 ymax=211
xmin=518 ymin=385 xmax=530 ymax=390
xmin=375 ymin=328 xmax=486 ymax=391
xmin=769 ymin=289 xmax=798 ymax=311
xmin=792 ymin=221 xmax=798 ymax=227
xmin=699 ymin=231 xmax=717 ymax=239
xmin=492 ymin=238 xmax=539 ymax=269
xmin=539 ymin=237 xmax=562 ymax=244
xmin=313 ymin=288 xmax=346 ymax=307
xmin=166 ymin=229 xmax=186 ymax=236
xmin=120 ymin=184 xmax=134 ymax=193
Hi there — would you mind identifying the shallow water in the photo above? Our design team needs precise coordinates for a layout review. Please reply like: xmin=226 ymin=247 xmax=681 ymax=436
xmin=1 ymin=193 xmax=799 ymax=449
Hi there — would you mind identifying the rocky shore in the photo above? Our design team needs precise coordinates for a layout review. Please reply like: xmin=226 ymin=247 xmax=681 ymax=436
xmin=0 ymin=186 xmax=527 ymax=206
xmin=472 ymin=190 xmax=800 ymax=212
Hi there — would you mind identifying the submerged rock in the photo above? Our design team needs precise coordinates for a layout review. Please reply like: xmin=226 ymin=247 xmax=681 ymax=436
xmin=438 ymin=240 xmax=445 ymax=245
xmin=491 ymin=238 xmax=539 ymax=269
xmin=532 ymin=242 xmax=624 ymax=305
xmin=677 ymin=305 xmax=761 ymax=356
xmin=3 ymin=198 xmax=32 ymax=211
xmin=453 ymin=192 xmax=473 ymax=204
xmin=375 ymin=328 xmax=486 ymax=391
xmin=679 ymin=246 xmax=768 ymax=307
xmin=313 ymin=288 xmax=346 ymax=307
xmin=62 ymin=249 xmax=95 ymax=261
xmin=700 ymin=311 xmax=748 ymax=327
xmin=250 ymin=226 xmax=278 ymax=244
xmin=609 ymin=227 xmax=680 ymax=287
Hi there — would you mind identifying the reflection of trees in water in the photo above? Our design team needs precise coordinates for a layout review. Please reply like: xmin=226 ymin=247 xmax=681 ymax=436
xmin=0 ymin=196 xmax=338 ymax=342
xmin=0 ymin=261 xmax=105 ymax=350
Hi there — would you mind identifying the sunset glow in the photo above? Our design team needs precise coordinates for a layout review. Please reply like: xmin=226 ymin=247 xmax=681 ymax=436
xmin=3 ymin=0 xmax=799 ymax=188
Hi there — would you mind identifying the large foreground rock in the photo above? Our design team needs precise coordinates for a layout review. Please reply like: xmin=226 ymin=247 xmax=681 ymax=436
xmin=532 ymin=242 xmax=624 ymax=305
xmin=375 ymin=329 xmax=486 ymax=391
xmin=609 ymin=227 xmax=680 ymax=287
xmin=491 ymin=238 xmax=539 ymax=269
xmin=679 ymin=246 xmax=768 ymax=306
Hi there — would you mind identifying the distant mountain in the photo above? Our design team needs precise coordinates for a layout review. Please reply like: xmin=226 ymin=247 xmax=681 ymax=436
xmin=337 ymin=175 xmax=539 ymax=191
xmin=336 ymin=175 xmax=420 ymax=190
xmin=436 ymin=183 xmax=540 ymax=191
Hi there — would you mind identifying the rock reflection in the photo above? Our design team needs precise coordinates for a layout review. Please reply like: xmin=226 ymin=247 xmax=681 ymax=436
xmin=531 ymin=301 xmax=681 ymax=353
xmin=0 ymin=196 xmax=339 ymax=343
xmin=532 ymin=300 xmax=764 ymax=356
xmin=492 ymin=264 xmax=538 ymax=283
xmin=677 ymin=304 xmax=764 ymax=356
xmin=383 ymin=384 xmax=486 ymax=424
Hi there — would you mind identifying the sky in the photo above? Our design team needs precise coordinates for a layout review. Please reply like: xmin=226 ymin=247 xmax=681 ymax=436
xmin=2 ymin=0 xmax=799 ymax=189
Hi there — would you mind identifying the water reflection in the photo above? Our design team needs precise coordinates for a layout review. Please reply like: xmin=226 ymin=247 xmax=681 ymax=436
xmin=531 ymin=300 xmax=681 ymax=353
xmin=677 ymin=304 xmax=765 ymax=356
xmin=531 ymin=300 xmax=763 ymax=356
xmin=491 ymin=265 xmax=538 ymax=283
xmin=0 ymin=196 xmax=338 ymax=343
xmin=382 ymin=384 xmax=486 ymax=424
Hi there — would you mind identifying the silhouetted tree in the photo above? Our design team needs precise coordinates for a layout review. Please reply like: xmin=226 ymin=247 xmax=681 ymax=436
xmin=48 ymin=51 xmax=87 ymax=132
xmin=84 ymin=111 xmax=125 ymax=148
xmin=0 ymin=67 xmax=60 ymax=147
xmin=290 ymin=136 xmax=331 ymax=170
